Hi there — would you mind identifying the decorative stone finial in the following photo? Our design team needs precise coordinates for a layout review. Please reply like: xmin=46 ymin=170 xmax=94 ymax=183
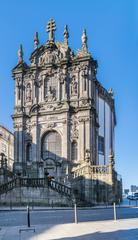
xmin=34 ymin=32 xmax=39 ymax=49
xmin=82 ymin=29 xmax=88 ymax=52
xmin=18 ymin=44 xmax=23 ymax=64
xmin=64 ymin=25 xmax=69 ymax=46
xmin=109 ymin=88 xmax=114 ymax=97
xmin=46 ymin=18 xmax=56 ymax=42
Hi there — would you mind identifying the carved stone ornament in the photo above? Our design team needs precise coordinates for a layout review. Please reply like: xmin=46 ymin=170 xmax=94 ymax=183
xmin=59 ymin=74 xmax=66 ymax=84
xmin=31 ymin=73 xmax=36 ymax=80
xmin=26 ymin=125 xmax=32 ymax=134
xmin=14 ymin=123 xmax=22 ymax=129
xmin=81 ymin=65 xmax=89 ymax=77
xmin=80 ymin=99 xmax=88 ymax=106
xmin=45 ymin=87 xmax=56 ymax=102
xmin=69 ymin=65 xmax=80 ymax=73
xmin=70 ymin=116 xmax=79 ymax=141
xmin=15 ymin=106 xmax=22 ymax=113
xmin=14 ymin=123 xmax=19 ymax=130
xmin=71 ymin=76 xmax=78 ymax=95
xmin=39 ymin=50 xmax=60 ymax=65
xmin=47 ymin=122 xmax=56 ymax=129
xmin=85 ymin=149 xmax=90 ymax=163
xmin=16 ymin=77 xmax=22 ymax=85
xmin=78 ymin=116 xmax=89 ymax=122
xmin=55 ymin=102 xmax=63 ymax=109
xmin=42 ymin=104 xmax=55 ymax=111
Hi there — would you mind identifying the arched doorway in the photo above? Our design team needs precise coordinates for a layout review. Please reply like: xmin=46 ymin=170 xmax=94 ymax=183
xmin=41 ymin=131 xmax=62 ymax=178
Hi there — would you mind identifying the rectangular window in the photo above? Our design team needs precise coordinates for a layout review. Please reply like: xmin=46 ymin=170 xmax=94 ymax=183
xmin=18 ymin=86 xmax=21 ymax=100
xmin=44 ymin=78 xmax=48 ymax=97
xmin=1 ymin=143 xmax=7 ymax=153
xmin=98 ymin=136 xmax=104 ymax=155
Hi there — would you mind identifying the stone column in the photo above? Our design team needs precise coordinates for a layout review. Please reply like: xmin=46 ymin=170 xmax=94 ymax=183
xmin=57 ymin=80 xmax=60 ymax=101
xmin=63 ymin=81 xmax=66 ymax=100
xmin=62 ymin=119 xmax=68 ymax=160
xmin=14 ymin=128 xmax=19 ymax=163
xmin=80 ymin=72 xmax=83 ymax=97
xmin=85 ymin=119 xmax=90 ymax=151
xmin=18 ymin=125 xmax=24 ymax=164
xmin=31 ymin=122 xmax=37 ymax=162
xmin=78 ymin=120 xmax=85 ymax=161
xmin=13 ymin=122 xmax=24 ymax=175
xmin=41 ymin=76 xmax=45 ymax=102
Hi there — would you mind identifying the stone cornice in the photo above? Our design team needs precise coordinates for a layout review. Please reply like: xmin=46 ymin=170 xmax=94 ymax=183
xmin=95 ymin=80 xmax=114 ymax=106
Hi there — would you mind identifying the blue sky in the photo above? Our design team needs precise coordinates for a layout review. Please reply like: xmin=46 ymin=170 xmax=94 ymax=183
xmin=0 ymin=0 xmax=137 ymax=190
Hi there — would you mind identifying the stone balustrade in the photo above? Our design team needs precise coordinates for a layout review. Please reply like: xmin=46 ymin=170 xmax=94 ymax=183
xmin=72 ymin=164 xmax=111 ymax=178
xmin=0 ymin=177 xmax=72 ymax=197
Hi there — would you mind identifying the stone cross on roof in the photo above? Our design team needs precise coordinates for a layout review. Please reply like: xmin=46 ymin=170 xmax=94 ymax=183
xmin=46 ymin=19 xmax=56 ymax=42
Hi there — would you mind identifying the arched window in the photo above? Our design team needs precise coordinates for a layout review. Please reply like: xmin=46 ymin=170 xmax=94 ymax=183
xmin=44 ymin=77 xmax=58 ymax=99
xmin=71 ymin=141 xmax=78 ymax=161
xmin=41 ymin=131 xmax=61 ymax=161
xmin=26 ymin=143 xmax=32 ymax=161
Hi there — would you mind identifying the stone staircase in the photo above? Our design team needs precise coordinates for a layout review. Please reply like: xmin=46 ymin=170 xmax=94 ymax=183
xmin=0 ymin=177 xmax=72 ymax=198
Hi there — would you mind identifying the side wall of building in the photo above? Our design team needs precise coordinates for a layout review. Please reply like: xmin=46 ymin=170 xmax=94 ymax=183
xmin=98 ymin=97 xmax=115 ymax=165
xmin=0 ymin=126 xmax=14 ymax=170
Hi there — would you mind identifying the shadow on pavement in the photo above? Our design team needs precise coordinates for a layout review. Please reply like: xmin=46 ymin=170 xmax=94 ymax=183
xmin=52 ymin=228 xmax=138 ymax=240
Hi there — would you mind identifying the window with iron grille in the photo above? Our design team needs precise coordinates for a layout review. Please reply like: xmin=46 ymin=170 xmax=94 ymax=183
xmin=1 ymin=143 xmax=7 ymax=153
xmin=98 ymin=136 xmax=104 ymax=155
xmin=26 ymin=143 xmax=32 ymax=161
xmin=44 ymin=77 xmax=57 ymax=98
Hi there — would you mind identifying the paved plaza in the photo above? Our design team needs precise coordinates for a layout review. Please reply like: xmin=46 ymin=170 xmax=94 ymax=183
xmin=0 ymin=205 xmax=138 ymax=239
xmin=0 ymin=218 xmax=138 ymax=240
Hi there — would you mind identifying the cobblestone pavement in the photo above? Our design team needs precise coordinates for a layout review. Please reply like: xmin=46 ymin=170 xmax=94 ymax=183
xmin=0 ymin=218 xmax=138 ymax=240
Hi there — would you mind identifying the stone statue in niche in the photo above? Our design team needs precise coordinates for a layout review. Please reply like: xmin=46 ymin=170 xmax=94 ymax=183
xmin=81 ymin=65 xmax=88 ymax=91
xmin=46 ymin=86 xmax=56 ymax=102
xmin=26 ymin=83 xmax=32 ymax=101
xmin=59 ymin=73 xmax=66 ymax=84
xmin=71 ymin=76 xmax=77 ymax=95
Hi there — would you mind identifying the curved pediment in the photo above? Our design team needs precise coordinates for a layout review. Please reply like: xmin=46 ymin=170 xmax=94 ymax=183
xmin=29 ymin=104 xmax=40 ymax=115
xmin=30 ymin=41 xmax=73 ymax=67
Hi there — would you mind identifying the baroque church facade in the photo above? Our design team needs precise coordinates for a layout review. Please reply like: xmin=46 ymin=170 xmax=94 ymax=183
xmin=12 ymin=19 xmax=122 ymax=204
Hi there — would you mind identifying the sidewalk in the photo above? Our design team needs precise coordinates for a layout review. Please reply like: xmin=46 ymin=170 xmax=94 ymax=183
xmin=0 ymin=218 xmax=138 ymax=239
xmin=0 ymin=204 xmax=137 ymax=211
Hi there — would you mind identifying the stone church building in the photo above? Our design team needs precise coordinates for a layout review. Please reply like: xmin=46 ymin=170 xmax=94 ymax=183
xmin=11 ymin=19 xmax=122 ymax=204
